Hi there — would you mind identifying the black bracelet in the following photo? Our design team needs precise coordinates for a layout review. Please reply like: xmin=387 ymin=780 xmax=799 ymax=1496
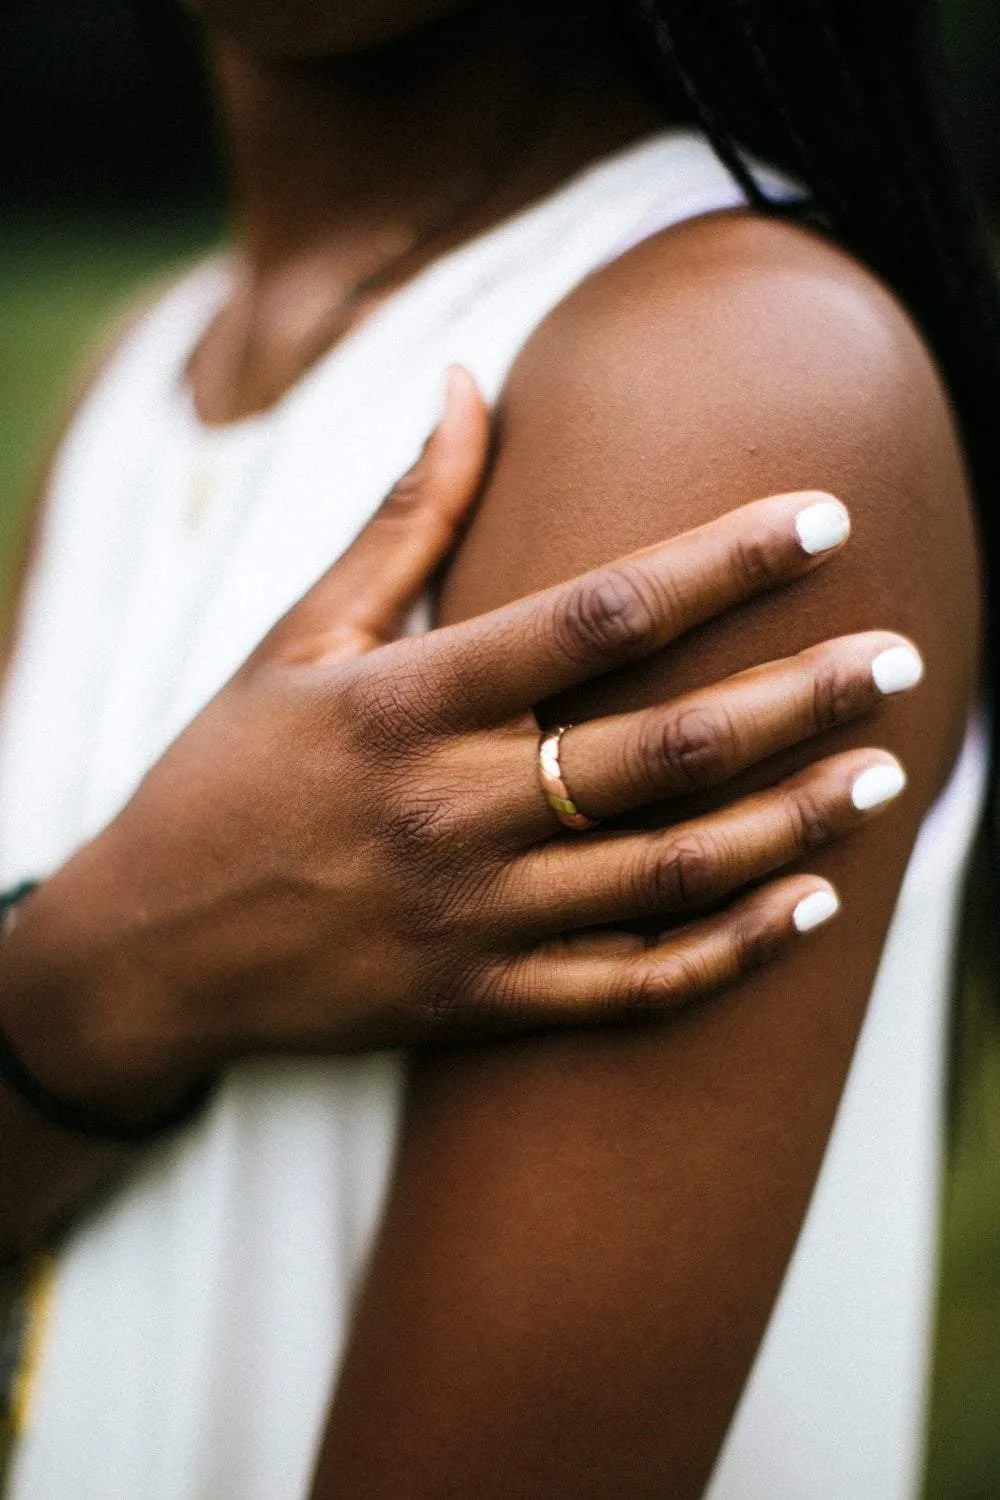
xmin=0 ymin=880 xmax=39 ymax=933
xmin=0 ymin=880 xmax=219 ymax=1146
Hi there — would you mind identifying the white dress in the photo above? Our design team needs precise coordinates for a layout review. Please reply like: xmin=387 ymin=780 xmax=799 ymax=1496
xmin=0 ymin=131 xmax=984 ymax=1500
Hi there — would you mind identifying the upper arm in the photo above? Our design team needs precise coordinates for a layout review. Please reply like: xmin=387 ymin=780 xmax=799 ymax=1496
xmin=320 ymin=213 xmax=980 ymax=1497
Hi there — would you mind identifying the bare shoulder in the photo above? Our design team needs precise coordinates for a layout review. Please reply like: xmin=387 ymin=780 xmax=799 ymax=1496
xmin=506 ymin=206 xmax=966 ymax=491
xmin=441 ymin=208 xmax=980 ymax=795
xmin=336 ymin=213 xmax=984 ymax=1495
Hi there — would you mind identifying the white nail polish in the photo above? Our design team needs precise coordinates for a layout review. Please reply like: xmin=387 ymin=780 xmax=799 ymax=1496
xmin=851 ymin=760 xmax=907 ymax=811
xmin=871 ymin=645 xmax=924 ymax=695
xmin=793 ymin=888 xmax=840 ymax=933
xmin=794 ymin=499 xmax=851 ymax=556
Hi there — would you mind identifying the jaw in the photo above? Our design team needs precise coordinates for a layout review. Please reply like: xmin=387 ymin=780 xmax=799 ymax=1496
xmin=190 ymin=0 xmax=475 ymax=61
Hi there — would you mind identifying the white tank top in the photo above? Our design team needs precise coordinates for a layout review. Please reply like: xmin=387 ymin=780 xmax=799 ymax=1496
xmin=0 ymin=131 xmax=984 ymax=1500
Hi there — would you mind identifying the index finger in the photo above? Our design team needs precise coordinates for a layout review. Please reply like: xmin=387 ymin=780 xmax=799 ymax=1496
xmin=419 ymin=491 xmax=850 ymax=728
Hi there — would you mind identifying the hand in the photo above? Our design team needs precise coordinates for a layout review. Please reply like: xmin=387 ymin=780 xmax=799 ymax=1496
xmin=1 ymin=369 xmax=921 ymax=1121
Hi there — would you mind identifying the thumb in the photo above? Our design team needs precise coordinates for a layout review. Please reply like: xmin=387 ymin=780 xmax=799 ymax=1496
xmin=263 ymin=365 xmax=490 ymax=664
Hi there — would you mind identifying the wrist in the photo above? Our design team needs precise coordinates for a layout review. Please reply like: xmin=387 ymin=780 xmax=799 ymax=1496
xmin=0 ymin=839 xmax=217 ymax=1133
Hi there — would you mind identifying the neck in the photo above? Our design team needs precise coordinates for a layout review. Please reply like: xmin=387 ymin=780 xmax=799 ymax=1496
xmin=211 ymin=13 xmax=654 ymax=272
xmin=192 ymin=14 xmax=660 ymax=422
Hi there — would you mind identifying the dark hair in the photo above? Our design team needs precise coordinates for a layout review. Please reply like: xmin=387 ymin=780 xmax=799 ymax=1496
xmin=616 ymin=0 xmax=1000 ymax=714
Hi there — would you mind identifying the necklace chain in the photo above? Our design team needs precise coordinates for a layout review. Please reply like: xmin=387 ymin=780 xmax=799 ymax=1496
xmin=252 ymin=104 xmax=550 ymax=387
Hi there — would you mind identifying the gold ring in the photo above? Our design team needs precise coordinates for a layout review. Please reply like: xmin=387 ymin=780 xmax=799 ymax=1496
xmin=537 ymin=726 xmax=600 ymax=832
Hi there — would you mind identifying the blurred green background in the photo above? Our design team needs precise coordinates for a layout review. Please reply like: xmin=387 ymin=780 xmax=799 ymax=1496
xmin=0 ymin=2 xmax=998 ymax=1494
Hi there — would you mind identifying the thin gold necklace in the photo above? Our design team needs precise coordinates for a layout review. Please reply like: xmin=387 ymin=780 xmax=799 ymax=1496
xmin=229 ymin=103 xmax=551 ymax=405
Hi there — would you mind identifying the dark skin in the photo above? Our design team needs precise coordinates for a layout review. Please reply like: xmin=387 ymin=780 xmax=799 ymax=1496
xmin=265 ymin=4 xmax=972 ymax=1494
xmin=192 ymin=3 xmax=661 ymax=421
xmin=0 ymin=0 xmax=912 ymax=1247
xmin=319 ymin=215 xmax=977 ymax=1495
xmin=0 ymin=1 xmax=979 ymax=1494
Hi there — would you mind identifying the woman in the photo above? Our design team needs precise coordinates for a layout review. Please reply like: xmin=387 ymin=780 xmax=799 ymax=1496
xmin=0 ymin=1 xmax=987 ymax=1495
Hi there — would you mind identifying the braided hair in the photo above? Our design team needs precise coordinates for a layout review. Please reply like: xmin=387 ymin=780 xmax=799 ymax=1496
xmin=614 ymin=0 xmax=1000 ymax=709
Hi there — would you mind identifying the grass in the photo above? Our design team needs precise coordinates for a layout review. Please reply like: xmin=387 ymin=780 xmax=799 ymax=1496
xmin=1 ymin=218 xmax=998 ymax=1498
xmin=925 ymin=882 xmax=1000 ymax=1500
xmin=0 ymin=218 xmax=217 ymax=552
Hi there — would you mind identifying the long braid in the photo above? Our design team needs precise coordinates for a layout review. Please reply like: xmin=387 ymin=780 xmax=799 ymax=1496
xmin=631 ymin=0 xmax=772 ymax=210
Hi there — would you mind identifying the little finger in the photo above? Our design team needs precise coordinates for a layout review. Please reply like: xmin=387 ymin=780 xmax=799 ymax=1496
xmin=475 ymin=874 xmax=841 ymax=1025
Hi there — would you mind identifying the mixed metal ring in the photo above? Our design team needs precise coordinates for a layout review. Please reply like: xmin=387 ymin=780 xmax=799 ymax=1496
xmin=537 ymin=725 xmax=600 ymax=832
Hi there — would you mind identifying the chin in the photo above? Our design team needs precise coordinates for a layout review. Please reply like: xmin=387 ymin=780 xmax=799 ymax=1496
xmin=192 ymin=0 xmax=472 ymax=59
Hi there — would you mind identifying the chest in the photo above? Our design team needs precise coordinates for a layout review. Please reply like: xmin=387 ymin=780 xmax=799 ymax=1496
xmin=0 ymin=278 xmax=546 ymax=880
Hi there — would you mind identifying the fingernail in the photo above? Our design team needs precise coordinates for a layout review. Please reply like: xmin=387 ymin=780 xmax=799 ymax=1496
xmin=793 ymin=888 xmax=840 ymax=933
xmin=871 ymin=644 xmax=924 ymax=695
xmin=851 ymin=759 xmax=907 ymax=811
xmin=794 ymin=498 xmax=851 ymax=555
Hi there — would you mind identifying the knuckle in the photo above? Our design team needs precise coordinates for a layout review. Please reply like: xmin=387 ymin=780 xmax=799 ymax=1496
xmin=787 ymin=786 xmax=832 ymax=852
xmin=381 ymin=784 xmax=467 ymax=862
xmin=810 ymin=656 xmax=867 ymax=733
xmin=416 ymin=973 xmax=469 ymax=1031
xmin=555 ymin=566 xmax=662 ymax=664
xmin=345 ymin=654 xmax=442 ymax=746
xmin=732 ymin=530 xmax=786 ymax=594
xmin=434 ymin=862 xmax=504 ymax=938
xmin=463 ymin=963 xmax=514 ymax=1022
xmin=644 ymin=833 xmax=720 ymax=912
xmin=732 ymin=906 xmax=785 ymax=975
xmin=378 ymin=467 xmax=428 ymax=521
xmin=631 ymin=950 xmax=710 ymax=1009
xmin=423 ymin=959 xmax=518 ymax=1033
xmin=625 ymin=963 xmax=672 ymax=1011
xmin=642 ymin=705 xmax=733 ymax=792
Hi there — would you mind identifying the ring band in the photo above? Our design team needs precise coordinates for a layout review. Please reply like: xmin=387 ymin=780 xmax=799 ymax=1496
xmin=537 ymin=726 xmax=600 ymax=832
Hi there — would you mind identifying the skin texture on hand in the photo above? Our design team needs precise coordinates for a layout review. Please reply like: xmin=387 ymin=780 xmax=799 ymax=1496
xmin=0 ymin=334 xmax=916 ymax=1263
xmin=313 ymin=212 xmax=980 ymax=1497
xmin=0 ymin=415 xmax=905 ymax=1123
xmin=0 ymin=6 xmax=979 ymax=1486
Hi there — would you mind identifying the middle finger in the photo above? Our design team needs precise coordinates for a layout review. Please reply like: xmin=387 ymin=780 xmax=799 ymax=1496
xmin=540 ymin=630 xmax=923 ymax=832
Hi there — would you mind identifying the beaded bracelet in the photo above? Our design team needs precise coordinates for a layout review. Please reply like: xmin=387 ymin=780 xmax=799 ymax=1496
xmin=0 ymin=880 xmax=218 ymax=1146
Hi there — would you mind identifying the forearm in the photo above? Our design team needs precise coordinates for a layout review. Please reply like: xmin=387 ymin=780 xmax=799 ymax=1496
xmin=0 ymin=842 xmax=200 ymax=1265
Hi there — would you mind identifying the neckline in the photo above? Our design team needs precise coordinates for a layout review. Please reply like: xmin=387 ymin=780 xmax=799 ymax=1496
xmin=173 ymin=128 xmax=716 ymax=438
